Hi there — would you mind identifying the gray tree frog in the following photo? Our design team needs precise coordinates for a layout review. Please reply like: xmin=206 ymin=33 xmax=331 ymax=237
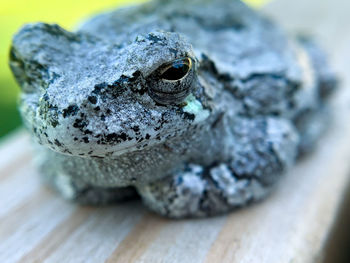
xmin=9 ymin=0 xmax=337 ymax=218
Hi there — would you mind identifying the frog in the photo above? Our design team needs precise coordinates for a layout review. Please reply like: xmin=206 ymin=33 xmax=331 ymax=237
xmin=9 ymin=0 xmax=337 ymax=218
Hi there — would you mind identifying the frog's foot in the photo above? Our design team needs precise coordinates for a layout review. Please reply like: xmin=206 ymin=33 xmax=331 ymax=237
xmin=43 ymin=171 xmax=137 ymax=205
xmin=137 ymin=163 xmax=271 ymax=218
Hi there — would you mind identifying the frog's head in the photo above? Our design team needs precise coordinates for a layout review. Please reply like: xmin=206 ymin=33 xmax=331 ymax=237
xmin=10 ymin=23 xmax=212 ymax=157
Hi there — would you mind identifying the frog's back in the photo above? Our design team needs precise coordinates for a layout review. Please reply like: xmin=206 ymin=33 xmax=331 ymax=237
xmin=79 ymin=0 xmax=296 ymax=80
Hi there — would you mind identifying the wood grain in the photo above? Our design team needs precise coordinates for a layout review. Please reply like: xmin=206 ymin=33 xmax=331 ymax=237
xmin=1 ymin=0 xmax=350 ymax=262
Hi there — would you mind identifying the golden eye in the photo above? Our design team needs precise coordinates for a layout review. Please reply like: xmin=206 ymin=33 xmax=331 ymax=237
xmin=160 ymin=57 xmax=192 ymax=81
xmin=146 ymin=57 xmax=195 ymax=105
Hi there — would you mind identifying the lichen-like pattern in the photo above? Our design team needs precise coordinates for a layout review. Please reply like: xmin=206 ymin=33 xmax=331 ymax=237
xmin=10 ymin=0 xmax=337 ymax=217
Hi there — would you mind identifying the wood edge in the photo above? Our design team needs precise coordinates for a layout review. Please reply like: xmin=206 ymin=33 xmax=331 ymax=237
xmin=321 ymin=178 xmax=350 ymax=263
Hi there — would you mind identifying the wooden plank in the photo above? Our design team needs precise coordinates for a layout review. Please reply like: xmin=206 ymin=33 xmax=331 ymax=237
xmin=1 ymin=0 xmax=350 ymax=262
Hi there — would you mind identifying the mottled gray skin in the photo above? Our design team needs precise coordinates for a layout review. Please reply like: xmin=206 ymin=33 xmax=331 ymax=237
xmin=9 ymin=0 xmax=337 ymax=217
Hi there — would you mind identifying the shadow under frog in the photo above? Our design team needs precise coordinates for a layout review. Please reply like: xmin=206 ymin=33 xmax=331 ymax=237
xmin=9 ymin=0 xmax=337 ymax=218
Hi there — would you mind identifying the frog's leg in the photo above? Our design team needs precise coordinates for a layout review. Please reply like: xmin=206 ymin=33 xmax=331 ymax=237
xmin=50 ymin=175 xmax=137 ymax=205
xmin=45 ymin=171 xmax=137 ymax=205
xmin=36 ymin=150 xmax=138 ymax=205
xmin=137 ymin=117 xmax=299 ymax=218
xmin=298 ymin=36 xmax=338 ymax=101
xmin=137 ymin=163 xmax=269 ymax=218
xmin=294 ymin=37 xmax=338 ymax=154
xmin=294 ymin=107 xmax=329 ymax=155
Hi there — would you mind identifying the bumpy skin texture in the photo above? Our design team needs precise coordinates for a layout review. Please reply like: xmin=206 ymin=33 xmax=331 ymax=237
xmin=10 ymin=0 xmax=337 ymax=218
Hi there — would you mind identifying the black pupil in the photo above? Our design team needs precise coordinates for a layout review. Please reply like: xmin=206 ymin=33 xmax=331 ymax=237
xmin=161 ymin=59 xmax=190 ymax=81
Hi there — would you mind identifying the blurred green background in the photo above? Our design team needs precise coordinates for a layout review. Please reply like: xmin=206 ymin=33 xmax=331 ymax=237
xmin=0 ymin=0 xmax=267 ymax=139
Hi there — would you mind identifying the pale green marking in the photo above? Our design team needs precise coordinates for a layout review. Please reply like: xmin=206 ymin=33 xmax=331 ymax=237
xmin=183 ymin=94 xmax=210 ymax=123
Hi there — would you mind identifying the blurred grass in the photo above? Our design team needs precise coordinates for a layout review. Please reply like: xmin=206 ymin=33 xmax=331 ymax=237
xmin=0 ymin=0 xmax=269 ymax=138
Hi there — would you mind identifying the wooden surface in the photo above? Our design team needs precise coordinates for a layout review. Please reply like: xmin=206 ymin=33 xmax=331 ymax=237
xmin=1 ymin=0 xmax=350 ymax=262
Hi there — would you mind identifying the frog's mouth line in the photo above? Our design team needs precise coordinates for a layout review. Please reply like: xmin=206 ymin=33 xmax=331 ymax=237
xmin=99 ymin=95 xmax=209 ymax=156
xmin=90 ymin=134 xmax=168 ymax=157
xmin=114 ymin=139 xmax=158 ymax=154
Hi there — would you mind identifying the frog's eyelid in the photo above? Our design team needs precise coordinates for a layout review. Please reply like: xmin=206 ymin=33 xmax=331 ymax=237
xmin=159 ymin=57 xmax=192 ymax=74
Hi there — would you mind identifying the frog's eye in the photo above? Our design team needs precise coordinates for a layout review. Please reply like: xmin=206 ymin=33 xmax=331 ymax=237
xmin=160 ymin=58 xmax=192 ymax=81
xmin=147 ymin=57 xmax=195 ymax=105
